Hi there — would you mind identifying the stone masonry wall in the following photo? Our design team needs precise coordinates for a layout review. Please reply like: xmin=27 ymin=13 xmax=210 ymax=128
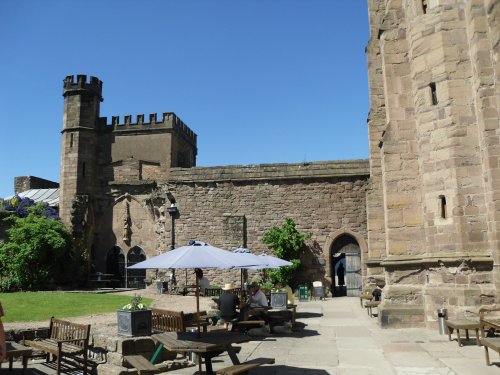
xmin=157 ymin=161 xmax=369 ymax=289
xmin=367 ymin=0 xmax=498 ymax=328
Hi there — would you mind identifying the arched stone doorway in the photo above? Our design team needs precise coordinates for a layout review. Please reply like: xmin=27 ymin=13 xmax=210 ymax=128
xmin=106 ymin=246 xmax=125 ymax=288
xmin=331 ymin=234 xmax=362 ymax=297
xmin=126 ymin=246 xmax=146 ymax=288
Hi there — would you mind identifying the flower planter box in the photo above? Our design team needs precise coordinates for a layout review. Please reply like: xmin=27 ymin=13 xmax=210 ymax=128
xmin=117 ymin=309 xmax=152 ymax=337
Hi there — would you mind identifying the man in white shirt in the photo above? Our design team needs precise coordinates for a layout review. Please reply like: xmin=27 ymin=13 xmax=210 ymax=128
xmin=249 ymin=282 xmax=268 ymax=307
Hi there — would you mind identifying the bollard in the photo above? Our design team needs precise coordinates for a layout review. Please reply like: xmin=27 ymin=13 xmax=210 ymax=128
xmin=437 ymin=308 xmax=447 ymax=335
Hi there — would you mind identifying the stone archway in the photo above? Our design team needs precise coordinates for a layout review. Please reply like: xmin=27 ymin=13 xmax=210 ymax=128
xmin=126 ymin=246 xmax=146 ymax=288
xmin=325 ymin=230 xmax=366 ymax=297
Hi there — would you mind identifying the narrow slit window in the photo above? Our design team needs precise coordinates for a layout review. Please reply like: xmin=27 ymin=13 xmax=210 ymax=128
xmin=82 ymin=162 xmax=86 ymax=178
xmin=430 ymin=82 xmax=438 ymax=105
xmin=422 ymin=0 xmax=428 ymax=14
xmin=439 ymin=195 xmax=447 ymax=219
xmin=70 ymin=133 xmax=74 ymax=148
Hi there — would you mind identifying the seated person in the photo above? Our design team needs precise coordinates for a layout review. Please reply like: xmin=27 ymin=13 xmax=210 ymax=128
xmin=195 ymin=268 xmax=210 ymax=296
xmin=372 ymin=284 xmax=383 ymax=301
xmin=283 ymin=283 xmax=295 ymax=305
xmin=217 ymin=283 xmax=241 ymax=329
xmin=248 ymin=282 xmax=269 ymax=307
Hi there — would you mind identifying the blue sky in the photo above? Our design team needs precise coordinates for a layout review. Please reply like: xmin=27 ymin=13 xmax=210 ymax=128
xmin=0 ymin=0 xmax=370 ymax=198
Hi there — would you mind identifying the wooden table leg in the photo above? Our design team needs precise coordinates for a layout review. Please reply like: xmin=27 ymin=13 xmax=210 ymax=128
xmin=226 ymin=345 xmax=241 ymax=365
xmin=456 ymin=329 xmax=462 ymax=346
xmin=22 ymin=354 xmax=28 ymax=375
xmin=202 ymin=351 xmax=222 ymax=375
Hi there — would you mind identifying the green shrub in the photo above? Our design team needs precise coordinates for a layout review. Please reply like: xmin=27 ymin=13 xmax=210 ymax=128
xmin=0 ymin=206 xmax=78 ymax=291
xmin=261 ymin=218 xmax=311 ymax=289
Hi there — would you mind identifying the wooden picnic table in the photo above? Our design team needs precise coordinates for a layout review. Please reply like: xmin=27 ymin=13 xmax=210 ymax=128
xmin=5 ymin=341 xmax=33 ymax=375
xmin=151 ymin=331 xmax=251 ymax=375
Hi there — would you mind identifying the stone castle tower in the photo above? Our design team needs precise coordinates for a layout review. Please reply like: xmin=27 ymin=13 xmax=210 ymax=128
xmin=366 ymin=0 xmax=499 ymax=326
xmin=60 ymin=74 xmax=198 ymax=274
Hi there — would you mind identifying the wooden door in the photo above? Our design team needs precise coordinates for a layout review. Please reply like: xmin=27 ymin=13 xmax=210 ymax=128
xmin=344 ymin=244 xmax=361 ymax=297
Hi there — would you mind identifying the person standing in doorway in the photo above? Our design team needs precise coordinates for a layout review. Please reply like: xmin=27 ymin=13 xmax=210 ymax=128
xmin=337 ymin=262 xmax=345 ymax=286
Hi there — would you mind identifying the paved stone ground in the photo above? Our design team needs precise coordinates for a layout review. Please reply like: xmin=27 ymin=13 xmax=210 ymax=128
xmin=4 ymin=293 xmax=500 ymax=374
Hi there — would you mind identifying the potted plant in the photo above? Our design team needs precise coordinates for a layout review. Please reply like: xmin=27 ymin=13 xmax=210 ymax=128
xmin=117 ymin=295 xmax=152 ymax=337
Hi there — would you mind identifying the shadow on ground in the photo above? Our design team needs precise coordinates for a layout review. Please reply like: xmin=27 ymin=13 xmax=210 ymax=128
xmin=244 ymin=365 xmax=330 ymax=374
xmin=295 ymin=312 xmax=323 ymax=319
xmin=194 ymin=365 xmax=331 ymax=375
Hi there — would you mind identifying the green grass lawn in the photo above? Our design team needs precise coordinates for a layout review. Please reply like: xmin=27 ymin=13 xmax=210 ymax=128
xmin=0 ymin=292 xmax=153 ymax=322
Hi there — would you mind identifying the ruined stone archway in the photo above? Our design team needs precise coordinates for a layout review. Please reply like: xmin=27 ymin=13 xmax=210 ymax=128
xmin=126 ymin=246 xmax=146 ymax=288
xmin=106 ymin=245 xmax=125 ymax=288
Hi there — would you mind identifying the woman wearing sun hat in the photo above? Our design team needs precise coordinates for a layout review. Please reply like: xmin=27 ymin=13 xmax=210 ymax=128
xmin=217 ymin=283 xmax=241 ymax=329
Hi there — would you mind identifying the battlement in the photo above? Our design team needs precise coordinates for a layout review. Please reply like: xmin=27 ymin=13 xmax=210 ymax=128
xmin=63 ymin=74 xmax=103 ymax=98
xmin=99 ymin=112 xmax=197 ymax=143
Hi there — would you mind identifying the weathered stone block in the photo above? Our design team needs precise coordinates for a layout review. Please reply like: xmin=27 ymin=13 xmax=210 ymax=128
xmin=116 ymin=338 xmax=136 ymax=355
xmin=96 ymin=363 xmax=132 ymax=375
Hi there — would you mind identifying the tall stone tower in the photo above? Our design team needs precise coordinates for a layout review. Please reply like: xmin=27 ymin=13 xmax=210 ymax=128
xmin=366 ymin=0 xmax=499 ymax=327
xmin=59 ymin=74 xmax=198 ymax=276
xmin=60 ymin=75 xmax=102 ymax=233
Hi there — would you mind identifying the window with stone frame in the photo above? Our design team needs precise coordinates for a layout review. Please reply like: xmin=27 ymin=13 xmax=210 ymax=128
xmin=429 ymin=82 xmax=438 ymax=105
xmin=422 ymin=0 xmax=428 ymax=14
xmin=439 ymin=195 xmax=447 ymax=219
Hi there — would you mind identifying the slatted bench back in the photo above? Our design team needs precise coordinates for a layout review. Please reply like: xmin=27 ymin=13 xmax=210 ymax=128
xmin=152 ymin=308 xmax=186 ymax=332
xmin=49 ymin=318 xmax=91 ymax=349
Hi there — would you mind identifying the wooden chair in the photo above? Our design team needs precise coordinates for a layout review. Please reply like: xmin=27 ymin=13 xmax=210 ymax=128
xmin=364 ymin=301 xmax=380 ymax=317
xmin=479 ymin=306 xmax=500 ymax=366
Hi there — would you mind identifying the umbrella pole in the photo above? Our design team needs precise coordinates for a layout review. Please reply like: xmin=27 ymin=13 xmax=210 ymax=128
xmin=195 ymin=274 xmax=201 ymax=338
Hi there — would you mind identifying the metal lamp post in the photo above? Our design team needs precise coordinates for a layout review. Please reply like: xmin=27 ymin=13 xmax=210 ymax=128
xmin=165 ymin=190 xmax=178 ymax=283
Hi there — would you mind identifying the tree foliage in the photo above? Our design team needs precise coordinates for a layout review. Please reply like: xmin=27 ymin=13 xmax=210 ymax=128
xmin=0 ymin=203 xmax=81 ymax=291
xmin=261 ymin=218 xmax=311 ymax=288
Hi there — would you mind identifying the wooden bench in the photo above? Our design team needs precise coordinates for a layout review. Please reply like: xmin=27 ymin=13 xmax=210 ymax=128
xmin=364 ymin=301 xmax=380 ymax=317
xmin=24 ymin=317 xmax=90 ymax=375
xmin=216 ymin=357 xmax=275 ymax=375
xmin=151 ymin=308 xmax=209 ymax=333
xmin=123 ymin=354 xmax=158 ymax=374
xmin=445 ymin=319 xmax=480 ymax=346
xmin=479 ymin=306 xmax=500 ymax=366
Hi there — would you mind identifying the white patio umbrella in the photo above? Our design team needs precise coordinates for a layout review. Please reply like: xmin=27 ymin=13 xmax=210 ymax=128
xmin=246 ymin=253 xmax=293 ymax=269
xmin=128 ymin=241 xmax=260 ymax=336
xmin=243 ymin=253 xmax=293 ymax=283
xmin=232 ymin=248 xmax=269 ymax=290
